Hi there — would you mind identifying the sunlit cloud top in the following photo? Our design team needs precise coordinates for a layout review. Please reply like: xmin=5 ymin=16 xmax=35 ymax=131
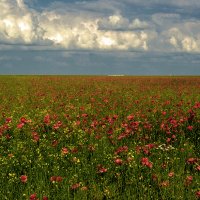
xmin=1 ymin=0 xmax=200 ymax=53
xmin=0 ymin=0 xmax=150 ymax=51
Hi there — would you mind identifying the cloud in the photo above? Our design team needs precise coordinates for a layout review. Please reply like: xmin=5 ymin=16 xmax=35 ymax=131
xmin=163 ymin=21 xmax=200 ymax=52
xmin=0 ymin=0 xmax=150 ymax=51
xmin=152 ymin=13 xmax=180 ymax=27
xmin=0 ymin=55 xmax=22 ymax=61
xmin=122 ymin=0 xmax=200 ymax=8
xmin=0 ymin=0 xmax=200 ymax=54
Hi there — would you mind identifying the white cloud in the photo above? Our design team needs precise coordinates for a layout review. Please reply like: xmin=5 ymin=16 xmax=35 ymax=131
xmin=129 ymin=18 xmax=149 ymax=29
xmin=152 ymin=13 xmax=180 ymax=26
xmin=122 ymin=0 xmax=200 ymax=8
xmin=0 ymin=0 xmax=199 ymax=54
xmin=0 ymin=55 xmax=22 ymax=61
xmin=0 ymin=0 xmax=150 ymax=51
xmin=98 ymin=14 xmax=129 ymax=30
xmin=164 ymin=22 xmax=200 ymax=52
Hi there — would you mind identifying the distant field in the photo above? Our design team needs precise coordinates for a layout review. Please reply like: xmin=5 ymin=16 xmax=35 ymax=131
xmin=0 ymin=76 xmax=199 ymax=199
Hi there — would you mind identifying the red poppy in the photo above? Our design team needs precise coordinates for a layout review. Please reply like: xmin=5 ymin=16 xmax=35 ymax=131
xmin=29 ymin=193 xmax=37 ymax=200
xmin=114 ymin=158 xmax=123 ymax=165
xmin=52 ymin=140 xmax=58 ymax=147
xmin=44 ymin=114 xmax=51 ymax=125
xmin=71 ymin=183 xmax=80 ymax=190
xmin=196 ymin=191 xmax=200 ymax=198
xmin=5 ymin=117 xmax=12 ymax=123
xmin=187 ymin=126 xmax=193 ymax=131
xmin=114 ymin=146 xmax=128 ymax=155
xmin=127 ymin=115 xmax=134 ymax=121
xmin=20 ymin=175 xmax=28 ymax=183
xmin=50 ymin=176 xmax=63 ymax=182
xmin=187 ymin=158 xmax=197 ymax=164
xmin=32 ymin=132 xmax=39 ymax=142
xmin=50 ymin=176 xmax=57 ymax=182
xmin=168 ymin=172 xmax=174 ymax=177
xmin=71 ymin=147 xmax=78 ymax=153
xmin=152 ymin=174 xmax=158 ymax=182
xmin=160 ymin=180 xmax=169 ymax=187
xmin=185 ymin=175 xmax=193 ymax=186
xmin=56 ymin=176 xmax=63 ymax=182
xmin=97 ymin=164 xmax=108 ymax=173
xmin=141 ymin=157 xmax=153 ymax=168
xmin=196 ymin=165 xmax=200 ymax=171
xmin=61 ymin=147 xmax=69 ymax=155
xmin=186 ymin=176 xmax=193 ymax=182
xmin=17 ymin=123 xmax=24 ymax=129
xmin=99 ymin=167 xmax=107 ymax=173
xmin=20 ymin=117 xmax=27 ymax=123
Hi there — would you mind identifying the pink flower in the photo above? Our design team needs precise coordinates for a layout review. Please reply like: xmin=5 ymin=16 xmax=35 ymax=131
xmin=61 ymin=147 xmax=69 ymax=155
xmin=50 ymin=176 xmax=63 ymax=182
xmin=187 ymin=126 xmax=193 ymax=131
xmin=44 ymin=114 xmax=51 ymax=125
xmin=168 ymin=172 xmax=174 ymax=177
xmin=20 ymin=175 xmax=28 ymax=183
xmin=53 ymin=121 xmax=62 ymax=130
xmin=97 ymin=165 xmax=108 ymax=173
xmin=187 ymin=158 xmax=197 ymax=164
xmin=30 ymin=193 xmax=37 ymax=200
xmin=50 ymin=176 xmax=57 ymax=182
xmin=152 ymin=174 xmax=158 ymax=182
xmin=98 ymin=167 xmax=107 ymax=173
xmin=127 ymin=115 xmax=134 ymax=121
xmin=185 ymin=175 xmax=193 ymax=186
xmin=166 ymin=138 xmax=171 ymax=143
xmin=146 ymin=143 xmax=156 ymax=149
xmin=160 ymin=180 xmax=169 ymax=187
xmin=114 ymin=146 xmax=128 ymax=155
xmin=71 ymin=183 xmax=80 ymax=190
xmin=71 ymin=147 xmax=78 ymax=154
xmin=17 ymin=123 xmax=24 ymax=129
xmin=56 ymin=176 xmax=63 ymax=182
xmin=52 ymin=140 xmax=58 ymax=147
xmin=42 ymin=196 xmax=48 ymax=200
xmin=81 ymin=113 xmax=88 ymax=118
xmin=5 ymin=117 xmax=12 ymax=123
xmin=20 ymin=117 xmax=27 ymax=123
xmin=114 ymin=158 xmax=123 ymax=165
xmin=32 ymin=132 xmax=39 ymax=142
xmin=141 ymin=157 xmax=153 ymax=168
xmin=186 ymin=176 xmax=193 ymax=182
xmin=196 ymin=165 xmax=200 ymax=171
xmin=196 ymin=191 xmax=200 ymax=198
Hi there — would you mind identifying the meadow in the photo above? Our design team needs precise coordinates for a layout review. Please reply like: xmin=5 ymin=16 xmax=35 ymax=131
xmin=0 ymin=76 xmax=199 ymax=200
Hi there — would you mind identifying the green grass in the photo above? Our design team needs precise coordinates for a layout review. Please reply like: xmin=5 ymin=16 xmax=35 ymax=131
xmin=0 ymin=76 xmax=199 ymax=200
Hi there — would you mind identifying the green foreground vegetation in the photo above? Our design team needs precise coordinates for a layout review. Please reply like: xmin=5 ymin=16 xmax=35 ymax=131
xmin=0 ymin=76 xmax=199 ymax=199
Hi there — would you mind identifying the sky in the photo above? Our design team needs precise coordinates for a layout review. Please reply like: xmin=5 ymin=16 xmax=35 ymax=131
xmin=0 ymin=0 xmax=200 ymax=75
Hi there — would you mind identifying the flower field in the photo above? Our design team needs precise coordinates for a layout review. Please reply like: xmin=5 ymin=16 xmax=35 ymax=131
xmin=0 ymin=76 xmax=199 ymax=200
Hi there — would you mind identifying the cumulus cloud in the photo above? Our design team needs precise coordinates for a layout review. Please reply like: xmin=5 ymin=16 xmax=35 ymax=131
xmin=152 ymin=13 xmax=180 ymax=26
xmin=129 ymin=19 xmax=149 ymax=29
xmin=122 ymin=0 xmax=200 ymax=8
xmin=1 ymin=0 xmax=200 ymax=54
xmin=164 ymin=21 xmax=200 ymax=52
xmin=0 ymin=0 xmax=150 ymax=51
